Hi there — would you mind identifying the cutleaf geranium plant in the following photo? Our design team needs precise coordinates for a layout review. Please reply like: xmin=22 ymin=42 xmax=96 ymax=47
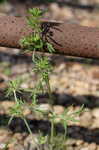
xmin=7 ymin=8 xmax=84 ymax=150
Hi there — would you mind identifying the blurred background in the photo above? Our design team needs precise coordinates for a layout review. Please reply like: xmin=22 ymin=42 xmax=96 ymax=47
xmin=1 ymin=0 xmax=99 ymax=150
xmin=1 ymin=0 xmax=99 ymax=26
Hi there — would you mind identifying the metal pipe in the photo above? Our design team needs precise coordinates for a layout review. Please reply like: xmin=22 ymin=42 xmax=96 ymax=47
xmin=0 ymin=16 xmax=99 ymax=58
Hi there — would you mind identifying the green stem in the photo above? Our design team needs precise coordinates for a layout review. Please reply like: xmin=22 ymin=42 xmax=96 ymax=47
xmin=46 ymin=78 xmax=53 ymax=105
xmin=64 ymin=125 xmax=67 ymax=142
xmin=32 ymin=50 xmax=36 ymax=62
xmin=50 ymin=119 xmax=54 ymax=150
xmin=23 ymin=118 xmax=41 ymax=150
xmin=24 ymin=117 xmax=41 ymax=149
xmin=13 ymin=90 xmax=17 ymax=103
xmin=23 ymin=118 xmax=32 ymax=135
xmin=8 ymin=116 xmax=14 ymax=125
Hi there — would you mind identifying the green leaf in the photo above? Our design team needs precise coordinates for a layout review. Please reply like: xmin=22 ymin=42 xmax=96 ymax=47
xmin=46 ymin=42 xmax=55 ymax=53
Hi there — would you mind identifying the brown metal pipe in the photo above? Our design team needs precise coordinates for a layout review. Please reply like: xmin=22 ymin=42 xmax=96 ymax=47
xmin=0 ymin=16 xmax=99 ymax=58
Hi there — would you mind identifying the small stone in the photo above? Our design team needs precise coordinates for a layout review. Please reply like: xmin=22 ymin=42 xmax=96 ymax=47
xmin=0 ymin=143 xmax=6 ymax=149
xmin=0 ymin=13 xmax=6 ymax=16
xmin=1 ymin=101 xmax=15 ymax=114
xmin=8 ymin=139 xmax=17 ymax=149
xmin=21 ymin=83 xmax=28 ymax=89
xmin=92 ymin=108 xmax=99 ymax=118
xmin=1 ymin=101 xmax=14 ymax=109
xmin=80 ymin=148 xmax=88 ymax=150
xmin=12 ymin=64 xmax=27 ymax=74
xmin=91 ymin=118 xmax=99 ymax=128
xmin=80 ymin=0 xmax=91 ymax=5
xmin=87 ymin=143 xmax=97 ymax=150
xmin=60 ymin=7 xmax=73 ymax=20
xmin=49 ymin=3 xmax=60 ymax=19
xmin=57 ymin=63 xmax=66 ymax=72
xmin=66 ymin=139 xmax=76 ymax=145
xmin=23 ymin=108 xmax=31 ymax=116
xmin=92 ymin=70 xmax=99 ymax=79
xmin=71 ymin=64 xmax=83 ymax=72
xmin=76 ymin=140 xmax=84 ymax=146
xmin=13 ymin=133 xmax=23 ymax=141
xmin=80 ymin=111 xmax=92 ymax=127
xmin=38 ymin=104 xmax=52 ymax=113
xmin=53 ymin=105 xmax=64 ymax=114
xmin=0 ymin=128 xmax=11 ymax=143
xmin=0 ymin=2 xmax=13 ymax=13
xmin=97 ymin=145 xmax=99 ymax=150
xmin=11 ymin=144 xmax=24 ymax=150
xmin=24 ymin=134 xmax=39 ymax=150
xmin=66 ymin=146 xmax=73 ymax=150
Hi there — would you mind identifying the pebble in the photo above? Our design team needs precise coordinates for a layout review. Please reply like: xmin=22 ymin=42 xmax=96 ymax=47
xmin=71 ymin=64 xmax=83 ymax=72
xmin=80 ymin=0 xmax=93 ymax=5
xmin=97 ymin=146 xmax=99 ymax=150
xmin=80 ymin=143 xmax=97 ymax=150
xmin=80 ymin=148 xmax=89 ymax=150
xmin=24 ymin=134 xmax=39 ymax=150
xmin=80 ymin=111 xmax=92 ymax=127
xmin=0 ymin=128 xmax=11 ymax=143
xmin=12 ymin=64 xmax=27 ymax=74
xmin=53 ymin=105 xmax=64 ymax=114
xmin=13 ymin=133 xmax=23 ymax=141
xmin=10 ymin=144 xmax=24 ymax=150
xmin=87 ymin=143 xmax=97 ymax=150
xmin=76 ymin=140 xmax=84 ymax=146
xmin=38 ymin=104 xmax=52 ymax=113
xmin=0 ymin=2 xmax=13 ymax=13
xmin=0 ymin=143 xmax=6 ymax=149
xmin=1 ymin=101 xmax=14 ymax=109
xmin=67 ymin=146 xmax=74 ymax=150
xmin=56 ymin=63 xmax=66 ymax=72
xmin=1 ymin=101 xmax=15 ymax=113
xmin=23 ymin=107 xmax=31 ymax=116
xmin=49 ymin=3 xmax=60 ymax=19
xmin=60 ymin=7 xmax=73 ymax=20
xmin=66 ymin=139 xmax=76 ymax=145
xmin=91 ymin=118 xmax=99 ymax=128
xmin=92 ymin=108 xmax=99 ymax=118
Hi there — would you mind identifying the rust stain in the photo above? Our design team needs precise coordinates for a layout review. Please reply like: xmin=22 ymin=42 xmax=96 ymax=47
xmin=0 ymin=16 xmax=99 ymax=58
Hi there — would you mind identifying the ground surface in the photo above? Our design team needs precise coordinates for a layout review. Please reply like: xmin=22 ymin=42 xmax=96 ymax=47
xmin=1 ymin=0 xmax=99 ymax=150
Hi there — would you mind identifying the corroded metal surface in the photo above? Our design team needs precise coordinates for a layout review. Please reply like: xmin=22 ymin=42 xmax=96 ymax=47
xmin=0 ymin=16 xmax=33 ymax=48
xmin=44 ymin=22 xmax=99 ymax=58
xmin=0 ymin=16 xmax=99 ymax=58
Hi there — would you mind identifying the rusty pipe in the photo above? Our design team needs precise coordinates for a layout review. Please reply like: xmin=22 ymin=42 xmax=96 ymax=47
xmin=0 ymin=16 xmax=99 ymax=58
